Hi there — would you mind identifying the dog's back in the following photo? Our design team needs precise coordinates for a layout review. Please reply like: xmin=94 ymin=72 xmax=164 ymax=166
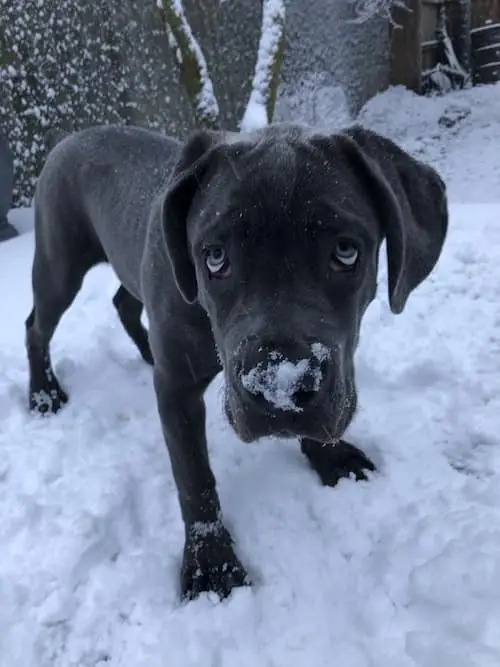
xmin=34 ymin=124 xmax=182 ymax=299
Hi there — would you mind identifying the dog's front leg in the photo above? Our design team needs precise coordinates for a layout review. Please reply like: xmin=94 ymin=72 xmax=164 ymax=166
xmin=154 ymin=368 xmax=249 ymax=601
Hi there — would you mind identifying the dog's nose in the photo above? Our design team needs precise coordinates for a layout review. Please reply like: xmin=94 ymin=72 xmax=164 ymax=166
xmin=238 ymin=339 xmax=330 ymax=413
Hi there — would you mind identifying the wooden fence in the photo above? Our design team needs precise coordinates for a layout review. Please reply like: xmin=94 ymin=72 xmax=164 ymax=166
xmin=390 ymin=0 xmax=500 ymax=91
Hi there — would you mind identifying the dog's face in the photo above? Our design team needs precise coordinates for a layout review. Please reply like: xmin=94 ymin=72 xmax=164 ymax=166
xmin=162 ymin=124 xmax=448 ymax=444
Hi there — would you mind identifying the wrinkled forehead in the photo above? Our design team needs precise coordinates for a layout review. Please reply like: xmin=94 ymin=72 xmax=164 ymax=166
xmin=188 ymin=135 xmax=379 ymax=245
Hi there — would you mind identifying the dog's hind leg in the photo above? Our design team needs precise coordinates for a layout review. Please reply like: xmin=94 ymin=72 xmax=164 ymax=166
xmin=26 ymin=304 xmax=70 ymax=415
xmin=26 ymin=228 xmax=102 ymax=415
xmin=26 ymin=266 xmax=87 ymax=414
xmin=112 ymin=285 xmax=153 ymax=365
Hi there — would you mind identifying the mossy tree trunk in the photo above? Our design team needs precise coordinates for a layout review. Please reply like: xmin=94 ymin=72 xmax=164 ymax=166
xmin=158 ymin=0 xmax=221 ymax=130
xmin=159 ymin=0 xmax=285 ymax=131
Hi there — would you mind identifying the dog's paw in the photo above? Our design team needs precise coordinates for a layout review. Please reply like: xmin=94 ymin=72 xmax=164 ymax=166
xmin=301 ymin=438 xmax=376 ymax=487
xmin=181 ymin=521 xmax=250 ymax=601
xmin=29 ymin=380 xmax=68 ymax=415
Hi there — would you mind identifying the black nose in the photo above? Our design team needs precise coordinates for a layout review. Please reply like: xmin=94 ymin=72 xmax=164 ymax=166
xmin=238 ymin=339 xmax=330 ymax=412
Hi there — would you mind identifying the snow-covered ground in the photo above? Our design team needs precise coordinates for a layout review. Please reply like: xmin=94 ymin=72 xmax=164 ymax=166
xmin=2 ymin=83 xmax=500 ymax=666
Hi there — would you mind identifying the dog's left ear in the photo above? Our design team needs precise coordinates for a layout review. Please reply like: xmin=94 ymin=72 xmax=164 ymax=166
xmin=161 ymin=129 xmax=223 ymax=304
xmin=340 ymin=126 xmax=448 ymax=314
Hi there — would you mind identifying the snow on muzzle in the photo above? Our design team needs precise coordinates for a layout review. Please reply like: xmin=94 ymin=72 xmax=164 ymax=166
xmin=239 ymin=341 xmax=332 ymax=413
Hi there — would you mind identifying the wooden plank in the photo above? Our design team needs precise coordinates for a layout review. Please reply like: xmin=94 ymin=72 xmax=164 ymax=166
xmin=472 ymin=0 xmax=500 ymax=28
xmin=474 ymin=60 xmax=500 ymax=81
xmin=473 ymin=42 xmax=500 ymax=66
xmin=390 ymin=0 xmax=423 ymax=91
xmin=421 ymin=2 xmax=437 ymax=42
xmin=471 ymin=22 xmax=500 ymax=47
xmin=422 ymin=39 xmax=443 ymax=69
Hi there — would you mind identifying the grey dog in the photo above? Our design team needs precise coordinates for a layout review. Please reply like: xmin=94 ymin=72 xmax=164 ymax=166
xmin=26 ymin=122 xmax=448 ymax=600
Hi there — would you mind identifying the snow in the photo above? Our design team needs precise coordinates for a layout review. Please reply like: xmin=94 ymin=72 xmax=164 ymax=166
xmin=240 ymin=101 xmax=269 ymax=133
xmin=241 ymin=344 xmax=330 ymax=413
xmin=358 ymin=84 xmax=500 ymax=202
xmin=240 ymin=0 xmax=285 ymax=132
xmin=2 ymin=83 xmax=500 ymax=665
xmin=6 ymin=207 xmax=34 ymax=236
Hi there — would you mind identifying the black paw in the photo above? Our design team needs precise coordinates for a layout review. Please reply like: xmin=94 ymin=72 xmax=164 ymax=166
xmin=181 ymin=521 xmax=250 ymax=601
xmin=29 ymin=379 xmax=68 ymax=415
xmin=301 ymin=438 xmax=376 ymax=487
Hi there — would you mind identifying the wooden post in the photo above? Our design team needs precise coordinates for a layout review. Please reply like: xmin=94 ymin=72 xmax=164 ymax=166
xmin=448 ymin=0 xmax=472 ymax=81
xmin=390 ymin=0 xmax=423 ymax=92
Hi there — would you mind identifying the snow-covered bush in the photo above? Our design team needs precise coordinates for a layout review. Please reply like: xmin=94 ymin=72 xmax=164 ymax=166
xmin=1 ymin=0 xmax=122 ymax=203
xmin=0 ymin=0 xmax=192 ymax=205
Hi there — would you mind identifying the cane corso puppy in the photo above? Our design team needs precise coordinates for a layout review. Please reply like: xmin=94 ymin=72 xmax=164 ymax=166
xmin=26 ymin=123 xmax=448 ymax=600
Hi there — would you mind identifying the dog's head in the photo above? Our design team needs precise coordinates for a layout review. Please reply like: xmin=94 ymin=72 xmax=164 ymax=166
xmin=161 ymin=124 xmax=448 ymax=443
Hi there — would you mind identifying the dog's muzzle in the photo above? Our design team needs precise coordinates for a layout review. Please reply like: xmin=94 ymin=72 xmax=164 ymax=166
xmin=238 ymin=338 xmax=331 ymax=413
xmin=225 ymin=337 xmax=353 ymax=443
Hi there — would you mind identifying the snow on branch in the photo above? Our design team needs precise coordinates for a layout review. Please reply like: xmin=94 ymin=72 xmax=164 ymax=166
xmin=240 ymin=0 xmax=285 ymax=132
xmin=348 ymin=0 xmax=409 ymax=23
xmin=158 ymin=0 xmax=220 ymax=129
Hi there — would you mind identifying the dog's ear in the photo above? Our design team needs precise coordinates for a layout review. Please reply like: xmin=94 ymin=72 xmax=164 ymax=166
xmin=340 ymin=126 xmax=448 ymax=314
xmin=161 ymin=129 xmax=222 ymax=304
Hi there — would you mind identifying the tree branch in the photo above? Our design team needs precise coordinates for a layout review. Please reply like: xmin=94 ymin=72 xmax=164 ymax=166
xmin=158 ymin=0 xmax=220 ymax=129
xmin=240 ymin=0 xmax=285 ymax=131
xmin=348 ymin=0 xmax=410 ymax=24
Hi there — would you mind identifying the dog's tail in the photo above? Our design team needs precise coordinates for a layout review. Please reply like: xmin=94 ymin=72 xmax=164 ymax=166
xmin=44 ymin=128 xmax=71 ymax=154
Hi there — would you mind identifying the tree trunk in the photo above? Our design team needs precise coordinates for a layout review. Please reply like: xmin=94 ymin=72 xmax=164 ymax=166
xmin=240 ymin=0 xmax=286 ymax=130
xmin=160 ymin=0 xmax=285 ymax=132
xmin=179 ymin=0 xmax=262 ymax=130
xmin=159 ymin=0 xmax=221 ymax=129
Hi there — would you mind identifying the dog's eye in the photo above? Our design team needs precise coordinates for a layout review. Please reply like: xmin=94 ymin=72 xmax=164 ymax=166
xmin=331 ymin=239 xmax=359 ymax=269
xmin=205 ymin=245 xmax=231 ymax=278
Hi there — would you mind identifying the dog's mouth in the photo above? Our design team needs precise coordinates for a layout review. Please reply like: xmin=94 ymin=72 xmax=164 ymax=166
xmin=223 ymin=375 xmax=357 ymax=444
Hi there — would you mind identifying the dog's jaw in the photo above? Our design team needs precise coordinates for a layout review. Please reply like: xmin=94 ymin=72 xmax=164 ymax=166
xmin=223 ymin=382 xmax=255 ymax=443
xmin=223 ymin=371 xmax=358 ymax=445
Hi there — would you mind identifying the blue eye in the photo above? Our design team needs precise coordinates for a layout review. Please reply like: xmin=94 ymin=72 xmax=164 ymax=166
xmin=331 ymin=239 xmax=359 ymax=268
xmin=205 ymin=246 xmax=231 ymax=277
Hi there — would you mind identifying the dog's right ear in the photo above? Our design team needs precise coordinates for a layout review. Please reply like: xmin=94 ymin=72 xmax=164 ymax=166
xmin=161 ymin=129 xmax=222 ymax=304
xmin=338 ymin=127 xmax=448 ymax=314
